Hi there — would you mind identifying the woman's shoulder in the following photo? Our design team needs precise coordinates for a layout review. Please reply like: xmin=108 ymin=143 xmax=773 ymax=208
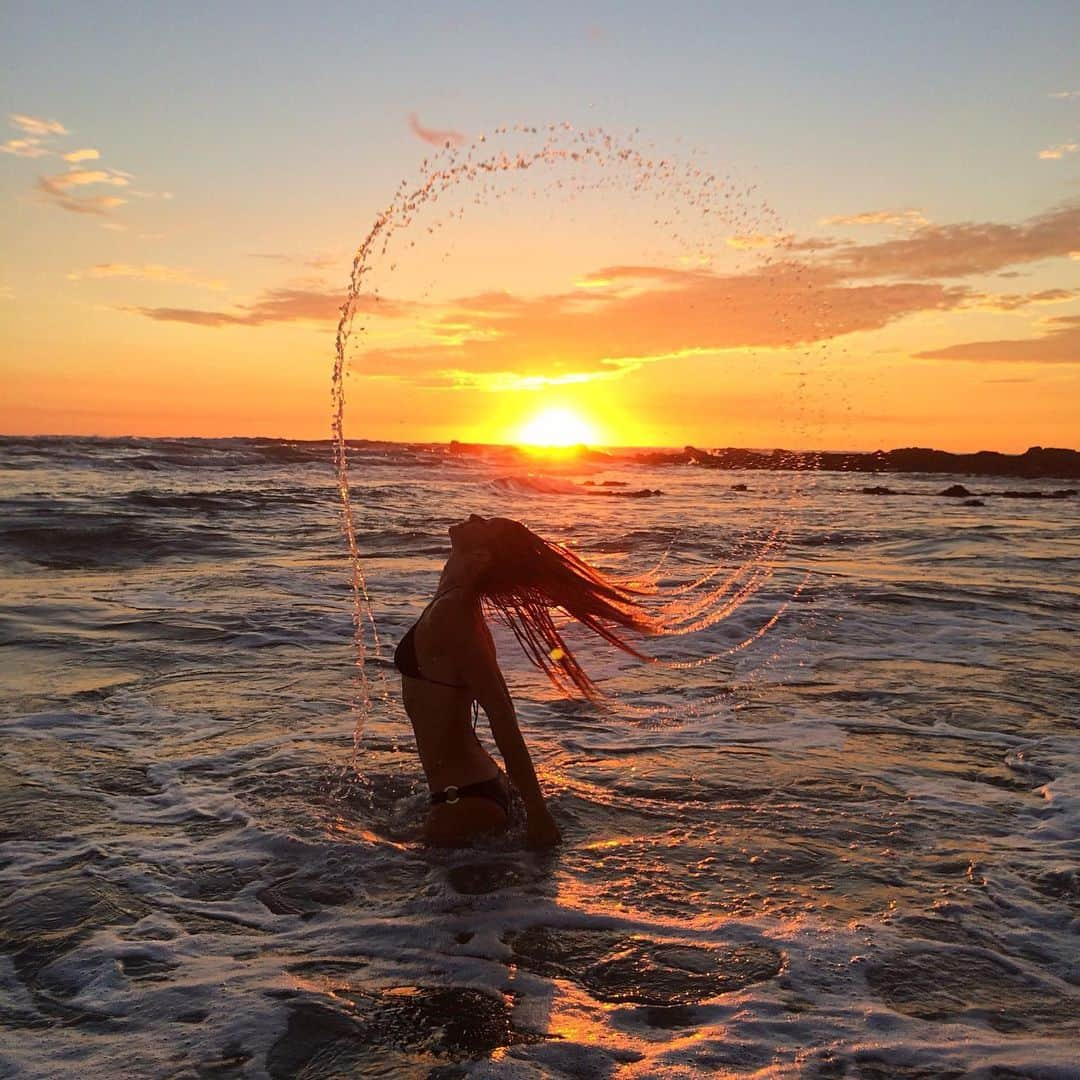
xmin=427 ymin=588 xmax=479 ymax=624
xmin=428 ymin=589 xmax=490 ymax=642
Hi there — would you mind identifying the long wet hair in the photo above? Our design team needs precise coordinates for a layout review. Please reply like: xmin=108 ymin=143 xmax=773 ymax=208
xmin=475 ymin=519 xmax=659 ymax=700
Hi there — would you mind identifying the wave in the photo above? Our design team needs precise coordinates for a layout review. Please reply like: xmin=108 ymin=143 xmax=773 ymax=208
xmin=492 ymin=474 xmax=662 ymax=498
xmin=0 ymin=436 xmax=446 ymax=473
xmin=0 ymin=512 xmax=248 ymax=569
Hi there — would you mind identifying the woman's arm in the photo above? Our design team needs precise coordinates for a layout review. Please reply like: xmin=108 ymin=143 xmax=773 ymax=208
xmin=439 ymin=601 xmax=561 ymax=847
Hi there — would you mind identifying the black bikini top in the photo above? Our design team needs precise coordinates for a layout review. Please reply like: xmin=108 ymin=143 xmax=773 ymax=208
xmin=394 ymin=588 xmax=469 ymax=690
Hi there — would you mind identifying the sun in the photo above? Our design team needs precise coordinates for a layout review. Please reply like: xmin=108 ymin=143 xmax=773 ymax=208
xmin=515 ymin=407 xmax=602 ymax=448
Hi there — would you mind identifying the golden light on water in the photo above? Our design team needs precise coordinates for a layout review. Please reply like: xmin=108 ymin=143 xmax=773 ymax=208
xmin=515 ymin=406 xmax=603 ymax=447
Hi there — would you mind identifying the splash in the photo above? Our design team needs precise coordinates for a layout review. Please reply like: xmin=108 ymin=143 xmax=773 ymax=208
xmin=333 ymin=123 xmax=823 ymax=738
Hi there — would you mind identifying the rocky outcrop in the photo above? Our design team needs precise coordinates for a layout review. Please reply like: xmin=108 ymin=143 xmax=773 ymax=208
xmin=631 ymin=445 xmax=1080 ymax=479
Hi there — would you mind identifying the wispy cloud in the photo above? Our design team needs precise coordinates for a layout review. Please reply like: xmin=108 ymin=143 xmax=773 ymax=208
xmin=408 ymin=112 xmax=465 ymax=148
xmin=43 ymin=193 xmax=128 ymax=215
xmin=1 ymin=137 xmax=48 ymax=158
xmin=131 ymin=288 xmax=407 ymax=327
xmin=4 ymin=115 xmax=152 ymax=218
xmin=8 ymin=113 xmax=68 ymax=136
xmin=40 ymin=168 xmax=129 ymax=191
xmin=122 ymin=200 xmax=1080 ymax=386
xmin=437 ymin=368 xmax=624 ymax=392
xmin=68 ymin=263 xmax=226 ymax=290
xmin=350 ymin=262 xmax=967 ymax=388
xmin=821 ymin=208 xmax=928 ymax=228
xmin=823 ymin=204 xmax=1080 ymax=279
xmin=37 ymin=167 xmax=131 ymax=214
xmin=965 ymin=287 xmax=1075 ymax=312
xmin=917 ymin=315 xmax=1080 ymax=364
xmin=726 ymin=232 xmax=792 ymax=250
xmin=1049 ymin=90 xmax=1080 ymax=99
xmin=1038 ymin=142 xmax=1078 ymax=160
xmin=249 ymin=251 xmax=340 ymax=270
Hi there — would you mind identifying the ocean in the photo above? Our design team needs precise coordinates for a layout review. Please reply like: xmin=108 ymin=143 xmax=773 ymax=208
xmin=0 ymin=435 xmax=1076 ymax=1078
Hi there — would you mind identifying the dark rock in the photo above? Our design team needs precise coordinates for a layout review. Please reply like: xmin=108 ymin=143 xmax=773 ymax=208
xmin=1031 ymin=867 xmax=1080 ymax=905
xmin=181 ymin=865 xmax=258 ymax=902
xmin=861 ymin=486 xmax=896 ymax=495
xmin=732 ymin=483 xmax=749 ymax=491
xmin=447 ymin=862 xmax=530 ymax=895
xmin=643 ymin=1005 xmax=700 ymax=1028
xmin=629 ymin=445 xmax=1080 ymax=479
xmin=0 ymin=870 xmax=149 ymax=988
xmin=266 ymin=987 xmax=542 ymax=1078
xmin=866 ymin=948 xmax=1080 ymax=1034
xmin=504 ymin=925 xmax=782 ymax=1006
xmin=939 ymin=484 xmax=974 ymax=498
xmin=257 ymin=877 xmax=352 ymax=915
xmin=175 ymin=1010 xmax=210 ymax=1024
xmin=197 ymin=1042 xmax=251 ymax=1075
xmin=963 ymin=499 xmax=984 ymax=507
xmin=0 ymin=768 xmax=107 ymax=842
xmin=1000 ymin=488 xmax=1076 ymax=499
xmin=852 ymin=1055 xmax=964 ymax=1080
xmin=119 ymin=954 xmax=178 ymax=980
xmin=287 ymin=959 xmax=370 ymax=980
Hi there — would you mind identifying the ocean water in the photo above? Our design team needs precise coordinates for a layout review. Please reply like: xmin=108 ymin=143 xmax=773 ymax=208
xmin=0 ymin=435 xmax=1077 ymax=1079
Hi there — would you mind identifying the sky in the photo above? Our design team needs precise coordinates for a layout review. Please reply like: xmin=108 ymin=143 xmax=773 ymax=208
xmin=2 ymin=1 xmax=1078 ymax=452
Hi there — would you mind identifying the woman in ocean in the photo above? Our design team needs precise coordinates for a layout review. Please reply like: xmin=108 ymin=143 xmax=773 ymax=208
xmin=395 ymin=513 xmax=657 ymax=848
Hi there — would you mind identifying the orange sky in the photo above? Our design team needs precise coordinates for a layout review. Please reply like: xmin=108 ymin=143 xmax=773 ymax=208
xmin=2 ymin=8 xmax=1078 ymax=453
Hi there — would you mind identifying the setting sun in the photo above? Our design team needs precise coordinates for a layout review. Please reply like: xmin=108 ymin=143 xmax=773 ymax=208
xmin=514 ymin=407 xmax=602 ymax=447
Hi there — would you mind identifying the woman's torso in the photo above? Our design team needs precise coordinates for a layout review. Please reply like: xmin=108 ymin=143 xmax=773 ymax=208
xmin=397 ymin=594 xmax=498 ymax=791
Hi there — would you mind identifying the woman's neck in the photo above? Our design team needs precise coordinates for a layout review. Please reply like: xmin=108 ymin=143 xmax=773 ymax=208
xmin=436 ymin=557 xmax=476 ymax=600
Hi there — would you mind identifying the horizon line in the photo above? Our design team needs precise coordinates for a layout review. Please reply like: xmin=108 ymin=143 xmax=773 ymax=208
xmin=0 ymin=433 xmax=1076 ymax=457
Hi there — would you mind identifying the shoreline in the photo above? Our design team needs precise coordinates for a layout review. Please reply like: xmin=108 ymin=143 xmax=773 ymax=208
xmin=2 ymin=435 xmax=1078 ymax=479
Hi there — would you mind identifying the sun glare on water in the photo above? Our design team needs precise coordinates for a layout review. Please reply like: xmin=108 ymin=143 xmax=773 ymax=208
xmin=515 ymin=407 xmax=602 ymax=448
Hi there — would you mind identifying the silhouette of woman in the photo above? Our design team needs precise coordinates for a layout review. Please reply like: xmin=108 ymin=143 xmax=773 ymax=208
xmin=394 ymin=514 xmax=656 ymax=847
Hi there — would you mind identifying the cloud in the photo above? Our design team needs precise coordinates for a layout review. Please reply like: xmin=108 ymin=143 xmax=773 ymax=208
xmin=965 ymin=287 xmax=1075 ymax=312
xmin=0 ymin=137 xmax=48 ymax=158
xmin=917 ymin=315 xmax=1080 ymax=364
xmin=408 ymin=112 xmax=465 ymax=148
xmin=39 ymin=168 xmax=129 ymax=191
xmin=1049 ymin=90 xmax=1080 ymax=99
xmin=249 ymin=251 xmax=340 ymax=270
xmin=726 ymin=232 xmax=792 ymax=250
xmin=68 ymin=263 xmax=226 ymax=290
xmin=435 ymin=369 xmax=625 ymax=392
xmin=62 ymin=147 xmax=100 ymax=163
xmin=349 ymin=262 xmax=968 ymax=387
xmin=823 ymin=204 xmax=1080 ymax=279
xmin=119 ymin=200 xmax=1080 ymax=387
xmin=44 ymin=193 xmax=128 ymax=215
xmin=821 ymin=208 xmax=929 ymax=228
xmin=1038 ymin=142 xmax=1078 ymax=160
xmin=37 ymin=168 xmax=132 ymax=214
xmin=131 ymin=288 xmax=407 ymax=327
xmin=784 ymin=236 xmax=845 ymax=252
xmin=8 ymin=113 xmax=67 ymax=136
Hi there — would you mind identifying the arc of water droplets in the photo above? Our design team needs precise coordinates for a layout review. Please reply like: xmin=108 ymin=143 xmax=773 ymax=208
xmin=333 ymin=122 xmax=819 ymax=737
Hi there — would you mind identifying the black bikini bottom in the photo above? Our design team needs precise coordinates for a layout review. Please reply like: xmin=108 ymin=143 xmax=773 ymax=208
xmin=430 ymin=774 xmax=509 ymax=816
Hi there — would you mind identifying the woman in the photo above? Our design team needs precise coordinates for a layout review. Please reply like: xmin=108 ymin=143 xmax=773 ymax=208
xmin=394 ymin=513 xmax=657 ymax=848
